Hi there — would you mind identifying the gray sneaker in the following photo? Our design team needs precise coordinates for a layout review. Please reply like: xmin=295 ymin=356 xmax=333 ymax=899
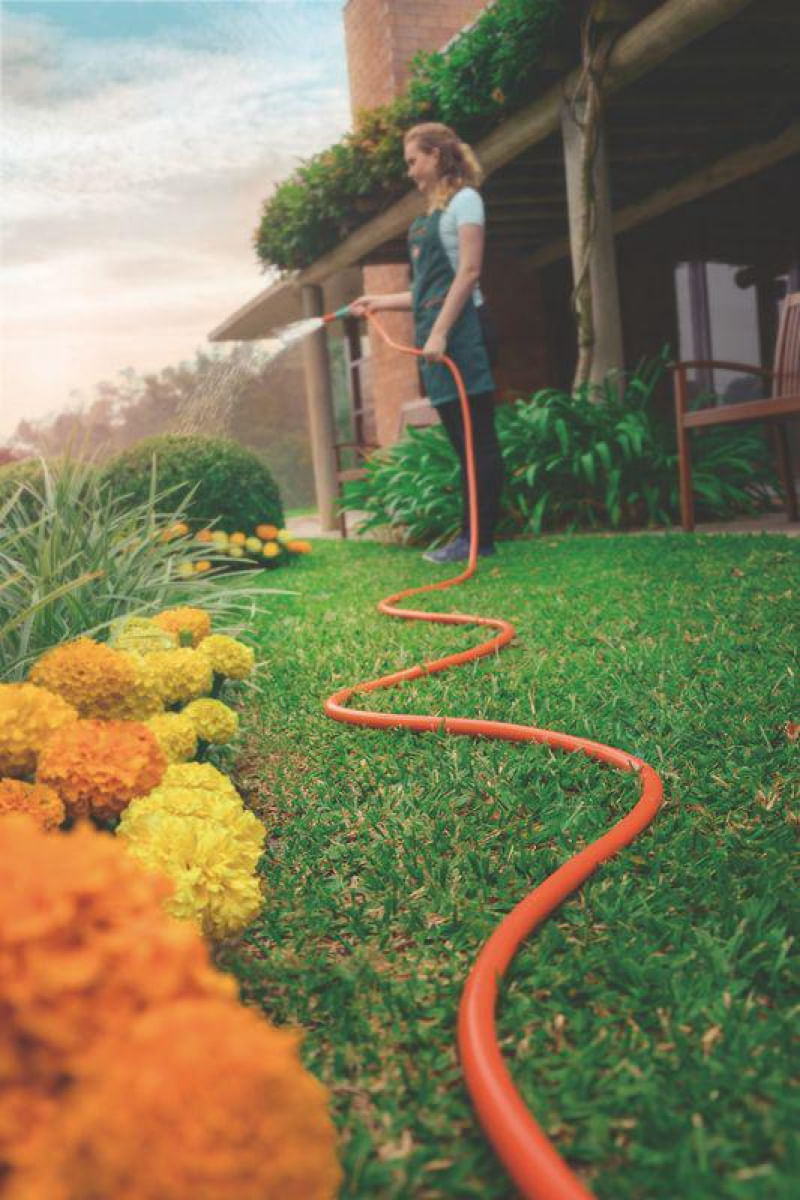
xmin=422 ymin=536 xmax=495 ymax=564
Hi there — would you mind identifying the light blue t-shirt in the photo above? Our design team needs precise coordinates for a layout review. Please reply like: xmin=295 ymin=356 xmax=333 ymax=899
xmin=439 ymin=187 xmax=485 ymax=307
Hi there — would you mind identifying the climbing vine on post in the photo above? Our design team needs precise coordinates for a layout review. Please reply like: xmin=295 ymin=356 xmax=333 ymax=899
xmin=568 ymin=2 xmax=616 ymax=391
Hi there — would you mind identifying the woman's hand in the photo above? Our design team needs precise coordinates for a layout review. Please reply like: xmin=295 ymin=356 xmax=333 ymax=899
xmin=349 ymin=295 xmax=382 ymax=317
xmin=422 ymin=329 xmax=447 ymax=362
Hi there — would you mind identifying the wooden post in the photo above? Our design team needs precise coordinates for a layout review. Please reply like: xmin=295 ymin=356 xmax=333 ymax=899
xmin=300 ymin=284 xmax=339 ymax=532
xmin=560 ymin=94 xmax=625 ymax=391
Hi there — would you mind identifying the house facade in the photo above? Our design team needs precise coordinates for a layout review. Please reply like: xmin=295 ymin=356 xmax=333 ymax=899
xmin=211 ymin=0 xmax=799 ymax=529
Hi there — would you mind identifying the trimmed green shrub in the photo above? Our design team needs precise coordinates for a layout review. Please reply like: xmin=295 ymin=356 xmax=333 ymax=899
xmin=100 ymin=436 xmax=284 ymax=534
xmin=342 ymin=355 xmax=778 ymax=541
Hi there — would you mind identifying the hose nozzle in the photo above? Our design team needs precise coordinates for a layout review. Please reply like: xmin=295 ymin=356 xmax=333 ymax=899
xmin=322 ymin=305 xmax=352 ymax=324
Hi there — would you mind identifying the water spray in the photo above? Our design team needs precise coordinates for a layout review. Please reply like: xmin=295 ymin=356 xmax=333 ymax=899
xmin=292 ymin=307 xmax=663 ymax=1198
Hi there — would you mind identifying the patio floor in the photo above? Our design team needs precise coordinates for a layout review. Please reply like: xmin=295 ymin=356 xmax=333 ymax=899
xmin=287 ymin=510 xmax=800 ymax=541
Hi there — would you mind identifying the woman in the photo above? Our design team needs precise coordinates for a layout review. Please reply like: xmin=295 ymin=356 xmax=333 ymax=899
xmin=350 ymin=122 xmax=504 ymax=563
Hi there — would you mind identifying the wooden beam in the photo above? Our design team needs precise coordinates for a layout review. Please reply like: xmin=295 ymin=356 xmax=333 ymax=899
xmin=526 ymin=120 xmax=800 ymax=268
xmin=297 ymin=0 xmax=753 ymax=286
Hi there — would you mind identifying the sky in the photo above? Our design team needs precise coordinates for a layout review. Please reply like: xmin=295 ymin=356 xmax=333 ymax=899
xmin=0 ymin=0 xmax=351 ymax=442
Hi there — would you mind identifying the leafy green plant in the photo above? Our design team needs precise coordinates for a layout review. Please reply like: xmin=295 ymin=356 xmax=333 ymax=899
xmin=99 ymin=436 xmax=284 ymax=535
xmin=0 ymin=456 xmax=284 ymax=681
xmin=343 ymin=354 xmax=778 ymax=540
xmin=255 ymin=0 xmax=567 ymax=270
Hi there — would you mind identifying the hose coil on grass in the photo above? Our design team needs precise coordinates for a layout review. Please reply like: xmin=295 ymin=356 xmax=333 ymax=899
xmin=324 ymin=312 xmax=663 ymax=1200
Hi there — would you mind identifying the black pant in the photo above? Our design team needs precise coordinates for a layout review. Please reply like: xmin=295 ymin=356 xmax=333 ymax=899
xmin=437 ymin=391 xmax=504 ymax=548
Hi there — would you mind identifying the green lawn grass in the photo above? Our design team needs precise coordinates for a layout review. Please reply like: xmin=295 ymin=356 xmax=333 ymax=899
xmin=218 ymin=533 xmax=798 ymax=1199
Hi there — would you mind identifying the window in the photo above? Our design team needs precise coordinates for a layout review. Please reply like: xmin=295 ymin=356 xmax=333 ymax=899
xmin=674 ymin=260 xmax=763 ymax=403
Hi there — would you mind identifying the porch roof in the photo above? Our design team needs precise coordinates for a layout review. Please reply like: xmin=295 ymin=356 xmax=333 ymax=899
xmin=210 ymin=0 xmax=800 ymax=343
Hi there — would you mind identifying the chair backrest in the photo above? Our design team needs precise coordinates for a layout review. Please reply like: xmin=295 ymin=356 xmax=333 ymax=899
xmin=772 ymin=291 xmax=800 ymax=397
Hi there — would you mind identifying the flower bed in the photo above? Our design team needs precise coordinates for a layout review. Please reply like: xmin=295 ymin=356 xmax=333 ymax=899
xmin=0 ymin=601 xmax=340 ymax=1197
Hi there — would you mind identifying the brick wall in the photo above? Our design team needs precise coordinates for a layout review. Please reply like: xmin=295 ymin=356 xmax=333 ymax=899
xmin=344 ymin=0 xmax=487 ymax=117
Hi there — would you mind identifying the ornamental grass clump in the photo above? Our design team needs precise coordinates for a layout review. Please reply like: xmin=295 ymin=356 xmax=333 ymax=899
xmin=0 ymin=779 xmax=65 ymax=830
xmin=36 ymin=719 xmax=167 ymax=822
xmin=0 ymin=683 xmax=78 ymax=778
xmin=117 ymin=785 xmax=264 ymax=939
xmin=30 ymin=1000 xmax=342 ymax=1200
xmin=0 ymin=452 xmax=271 ymax=683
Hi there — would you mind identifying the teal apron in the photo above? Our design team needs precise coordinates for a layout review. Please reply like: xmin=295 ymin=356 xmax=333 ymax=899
xmin=408 ymin=208 xmax=494 ymax=406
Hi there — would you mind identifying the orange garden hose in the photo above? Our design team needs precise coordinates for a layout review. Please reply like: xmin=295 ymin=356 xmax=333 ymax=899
xmin=323 ymin=310 xmax=664 ymax=1200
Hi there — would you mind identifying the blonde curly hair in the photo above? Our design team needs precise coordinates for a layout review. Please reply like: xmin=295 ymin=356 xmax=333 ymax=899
xmin=404 ymin=122 xmax=483 ymax=210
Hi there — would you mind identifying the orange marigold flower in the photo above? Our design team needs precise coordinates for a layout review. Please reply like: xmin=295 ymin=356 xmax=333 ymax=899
xmin=152 ymin=606 xmax=211 ymax=647
xmin=36 ymin=1000 xmax=342 ymax=1200
xmin=287 ymin=539 xmax=312 ymax=555
xmin=229 ymin=532 xmax=247 ymax=546
xmin=28 ymin=638 xmax=162 ymax=721
xmin=0 ymin=779 xmax=65 ymax=831
xmin=160 ymin=521 xmax=189 ymax=542
xmin=0 ymin=814 xmax=235 ymax=1097
xmin=255 ymin=523 xmax=278 ymax=540
xmin=262 ymin=541 xmax=280 ymax=559
xmin=0 ymin=683 xmax=78 ymax=779
xmin=195 ymin=529 xmax=214 ymax=543
xmin=36 ymin=719 xmax=167 ymax=822
xmin=194 ymin=560 xmax=212 ymax=573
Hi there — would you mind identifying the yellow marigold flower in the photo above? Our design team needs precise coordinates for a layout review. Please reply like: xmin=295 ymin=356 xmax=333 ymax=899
xmin=153 ymin=606 xmax=211 ymax=647
xmin=183 ymin=698 xmax=239 ymax=744
xmin=34 ymin=1000 xmax=342 ymax=1200
xmin=0 ymin=779 xmax=65 ymax=831
xmin=262 ymin=540 xmax=280 ymax=558
xmin=228 ymin=545 xmax=245 ymax=558
xmin=197 ymin=634 xmax=255 ymax=680
xmin=108 ymin=615 xmax=176 ymax=655
xmin=29 ymin=638 xmax=140 ymax=720
xmin=159 ymin=761 xmax=239 ymax=797
xmin=120 ymin=783 xmax=250 ymax=830
xmin=211 ymin=530 xmax=229 ymax=548
xmin=111 ymin=652 xmax=166 ymax=721
xmin=147 ymin=648 xmax=213 ymax=706
xmin=229 ymin=532 xmax=246 ymax=546
xmin=256 ymin=523 xmax=278 ymax=540
xmin=0 ymin=683 xmax=78 ymax=778
xmin=245 ymin=536 xmax=262 ymax=553
xmin=0 ymin=814 xmax=236 ymax=1096
xmin=277 ymin=528 xmax=292 ymax=544
xmin=287 ymin=539 xmax=313 ymax=555
xmin=176 ymin=561 xmax=195 ymax=579
xmin=144 ymin=713 xmax=198 ymax=764
xmin=118 ymin=792 xmax=264 ymax=939
xmin=37 ymin=719 xmax=167 ymax=822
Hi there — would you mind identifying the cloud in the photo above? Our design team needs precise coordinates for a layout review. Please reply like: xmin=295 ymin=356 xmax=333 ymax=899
xmin=0 ymin=2 xmax=352 ymax=439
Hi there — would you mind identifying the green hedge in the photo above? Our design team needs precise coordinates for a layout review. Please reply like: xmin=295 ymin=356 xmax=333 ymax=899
xmin=342 ymin=355 xmax=779 ymax=540
xmin=254 ymin=0 xmax=567 ymax=270
xmin=100 ymin=436 xmax=284 ymax=533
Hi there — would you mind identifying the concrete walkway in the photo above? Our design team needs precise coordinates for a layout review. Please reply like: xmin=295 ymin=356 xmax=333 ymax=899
xmin=287 ymin=510 xmax=799 ymax=541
